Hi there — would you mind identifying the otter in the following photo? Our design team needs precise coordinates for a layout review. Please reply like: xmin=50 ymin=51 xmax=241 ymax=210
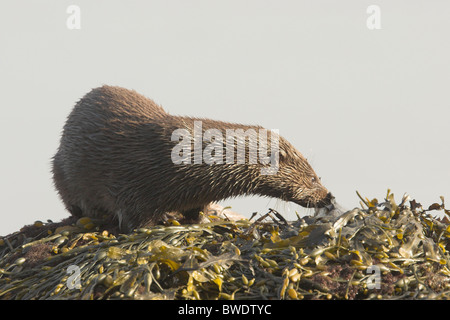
xmin=52 ymin=85 xmax=332 ymax=232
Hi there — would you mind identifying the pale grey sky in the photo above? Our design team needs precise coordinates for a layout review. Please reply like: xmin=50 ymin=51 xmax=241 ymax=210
xmin=1 ymin=1 xmax=449 ymax=235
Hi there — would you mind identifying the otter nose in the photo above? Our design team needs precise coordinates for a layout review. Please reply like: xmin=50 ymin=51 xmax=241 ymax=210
xmin=326 ymin=192 xmax=334 ymax=202
xmin=317 ymin=192 xmax=334 ymax=207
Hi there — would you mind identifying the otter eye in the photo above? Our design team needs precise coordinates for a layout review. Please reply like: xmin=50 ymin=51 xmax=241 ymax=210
xmin=311 ymin=177 xmax=317 ymax=183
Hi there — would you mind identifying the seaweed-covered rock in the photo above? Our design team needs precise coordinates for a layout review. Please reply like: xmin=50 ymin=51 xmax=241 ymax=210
xmin=1 ymin=190 xmax=449 ymax=300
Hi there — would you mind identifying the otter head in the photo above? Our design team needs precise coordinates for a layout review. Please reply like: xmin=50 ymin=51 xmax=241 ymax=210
xmin=256 ymin=135 xmax=332 ymax=209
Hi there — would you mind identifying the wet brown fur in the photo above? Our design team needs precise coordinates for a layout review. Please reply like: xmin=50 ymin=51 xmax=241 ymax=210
xmin=52 ymin=86 xmax=331 ymax=232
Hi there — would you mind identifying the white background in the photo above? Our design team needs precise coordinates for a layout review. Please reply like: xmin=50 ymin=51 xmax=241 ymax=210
xmin=1 ymin=1 xmax=449 ymax=235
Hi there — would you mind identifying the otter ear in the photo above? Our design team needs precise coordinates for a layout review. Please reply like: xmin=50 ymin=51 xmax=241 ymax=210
xmin=266 ymin=148 xmax=287 ymax=164
xmin=278 ymin=148 xmax=287 ymax=162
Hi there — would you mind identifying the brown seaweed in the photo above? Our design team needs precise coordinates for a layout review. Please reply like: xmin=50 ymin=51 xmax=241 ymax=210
xmin=1 ymin=190 xmax=449 ymax=300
